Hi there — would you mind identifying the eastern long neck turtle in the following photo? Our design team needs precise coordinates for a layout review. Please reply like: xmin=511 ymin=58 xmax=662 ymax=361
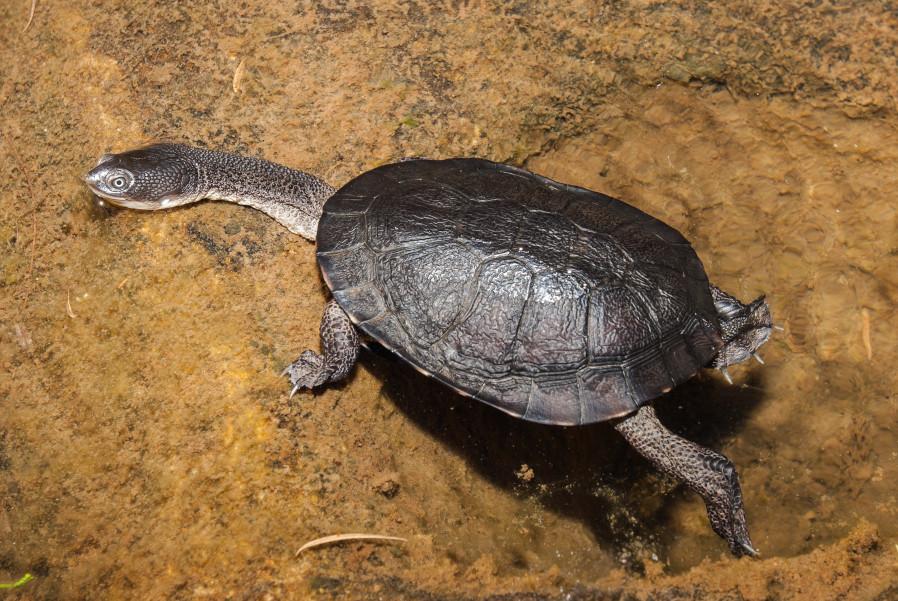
xmin=85 ymin=143 xmax=773 ymax=557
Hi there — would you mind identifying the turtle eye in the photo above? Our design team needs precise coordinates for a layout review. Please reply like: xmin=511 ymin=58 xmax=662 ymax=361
xmin=105 ymin=170 xmax=134 ymax=191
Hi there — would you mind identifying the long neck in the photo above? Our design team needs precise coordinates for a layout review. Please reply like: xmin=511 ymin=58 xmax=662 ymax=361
xmin=187 ymin=146 xmax=336 ymax=240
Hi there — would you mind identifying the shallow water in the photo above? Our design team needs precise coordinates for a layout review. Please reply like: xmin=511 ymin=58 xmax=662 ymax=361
xmin=1 ymin=1 xmax=897 ymax=599
xmin=528 ymin=83 xmax=898 ymax=569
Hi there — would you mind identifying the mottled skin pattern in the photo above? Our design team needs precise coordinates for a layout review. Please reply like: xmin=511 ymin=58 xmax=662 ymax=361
xmin=283 ymin=300 xmax=359 ymax=394
xmin=614 ymin=405 xmax=751 ymax=555
xmin=85 ymin=144 xmax=773 ymax=557
xmin=709 ymin=285 xmax=773 ymax=383
xmin=85 ymin=144 xmax=335 ymax=239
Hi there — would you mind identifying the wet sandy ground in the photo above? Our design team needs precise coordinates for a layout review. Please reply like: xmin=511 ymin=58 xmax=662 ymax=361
xmin=1 ymin=1 xmax=897 ymax=599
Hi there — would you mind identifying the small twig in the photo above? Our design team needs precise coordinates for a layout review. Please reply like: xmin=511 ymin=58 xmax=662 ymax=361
xmin=295 ymin=533 xmax=406 ymax=556
xmin=66 ymin=289 xmax=77 ymax=318
xmin=861 ymin=308 xmax=872 ymax=360
xmin=22 ymin=0 xmax=36 ymax=33
xmin=232 ymin=58 xmax=247 ymax=94
xmin=0 ymin=573 xmax=32 ymax=589
xmin=1 ymin=126 xmax=38 ymax=311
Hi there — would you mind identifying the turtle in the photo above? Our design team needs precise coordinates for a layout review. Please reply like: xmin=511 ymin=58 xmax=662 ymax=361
xmin=85 ymin=143 xmax=773 ymax=557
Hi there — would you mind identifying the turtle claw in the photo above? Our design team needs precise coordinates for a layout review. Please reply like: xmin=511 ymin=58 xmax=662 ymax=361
xmin=701 ymin=452 xmax=756 ymax=558
xmin=720 ymin=367 xmax=734 ymax=384
xmin=752 ymin=352 xmax=765 ymax=364
xmin=282 ymin=349 xmax=331 ymax=393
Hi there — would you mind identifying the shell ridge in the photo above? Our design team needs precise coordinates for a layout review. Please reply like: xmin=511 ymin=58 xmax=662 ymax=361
xmin=450 ymin=195 xmax=474 ymax=240
xmin=579 ymin=275 xmax=595 ymax=426
xmin=508 ymin=264 xmax=539 ymax=370
xmin=426 ymin=248 xmax=486 ymax=350
xmin=577 ymin=373 xmax=586 ymax=426
xmin=620 ymin=269 xmax=666 ymax=339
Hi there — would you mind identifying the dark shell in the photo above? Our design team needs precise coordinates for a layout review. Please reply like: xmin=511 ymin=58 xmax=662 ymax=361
xmin=316 ymin=159 xmax=722 ymax=425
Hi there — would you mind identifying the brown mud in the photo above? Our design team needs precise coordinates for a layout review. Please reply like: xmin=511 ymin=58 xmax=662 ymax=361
xmin=1 ymin=1 xmax=897 ymax=599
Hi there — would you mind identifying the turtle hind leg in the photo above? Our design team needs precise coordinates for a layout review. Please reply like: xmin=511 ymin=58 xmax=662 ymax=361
xmin=614 ymin=404 xmax=757 ymax=557
xmin=283 ymin=300 xmax=359 ymax=395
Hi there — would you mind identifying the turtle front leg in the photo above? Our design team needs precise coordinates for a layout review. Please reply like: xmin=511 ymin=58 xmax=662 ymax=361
xmin=614 ymin=405 xmax=757 ymax=557
xmin=283 ymin=300 xmax=359 ymax=395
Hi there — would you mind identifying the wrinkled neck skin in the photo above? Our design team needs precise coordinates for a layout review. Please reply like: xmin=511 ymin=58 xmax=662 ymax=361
xmin=189 ymin=146 xmax=336 ymax=241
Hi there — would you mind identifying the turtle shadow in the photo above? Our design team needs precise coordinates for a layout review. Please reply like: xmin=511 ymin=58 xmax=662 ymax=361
xmin=363 ymin=349 xmax=767 ymax=565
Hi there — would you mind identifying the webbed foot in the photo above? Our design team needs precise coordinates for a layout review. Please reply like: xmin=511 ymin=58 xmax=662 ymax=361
xmin=282 ymin=351 xmax=331 ymax=396
xmin=615 ymin=404 xmax=757 ymax=557
xmin=282 ymin=300 xmax=360 ymax=397
xmin=700 ymin=453 xmax=757 ymax=557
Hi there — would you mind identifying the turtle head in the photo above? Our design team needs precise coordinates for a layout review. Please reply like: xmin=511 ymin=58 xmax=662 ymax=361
xmin=708 ymin=285 xmax=774 ymax=384
xmin=84 ymin=144 xmax=204 ymax=210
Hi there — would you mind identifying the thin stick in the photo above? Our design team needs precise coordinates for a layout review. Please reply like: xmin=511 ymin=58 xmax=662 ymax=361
xmin=0 ymin=126 xmax=38 ymax=311
xmin=861 ymin=308 xmax=872 ymax=360
xmin=22 ymin=0 xmax=36 ymax=33
xmin=66 ymin=289 xmax=77 ymax=318
xmin=295 ymin=533 xmax=406 ymax=556
xmin=0 ymin=573 xmax=32 ymax=589
xmin=232 ymin=58 xmax=246 ymax=93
